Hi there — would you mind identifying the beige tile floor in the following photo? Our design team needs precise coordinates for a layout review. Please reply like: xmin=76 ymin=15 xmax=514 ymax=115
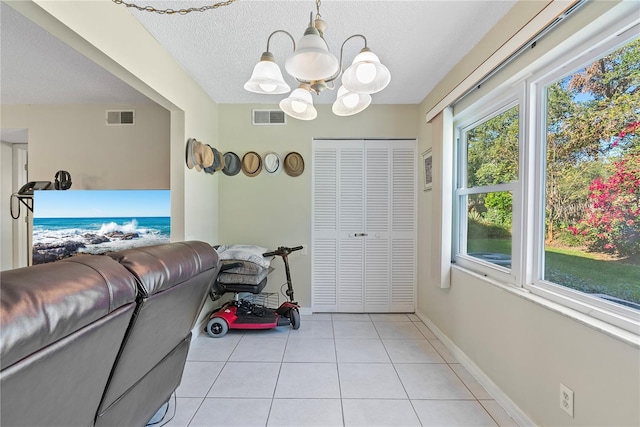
xmin=154 ymin=313 xmax=518 ymax=427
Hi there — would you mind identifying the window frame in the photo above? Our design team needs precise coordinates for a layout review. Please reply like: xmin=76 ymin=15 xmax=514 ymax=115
xmin=454 ymin=93 xmax=524 ymax=286
xmin=451 ymin=4 xmax=640 ymax=335
xmin=527 ymin=25 xmax=640 ymax=332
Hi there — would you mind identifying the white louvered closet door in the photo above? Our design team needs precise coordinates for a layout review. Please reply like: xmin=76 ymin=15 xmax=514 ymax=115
xmin=312 ymin=145 xmax=339 ymax=311
xmin=338 ymin=144 xmax=366 ymax=312
xmin=364 ymin=141 xmax=391 ymax=312
xmin=312 ymin=139 xmax=416 ymax=313
xmin=390 ymin=145 xmax=417 ymax=312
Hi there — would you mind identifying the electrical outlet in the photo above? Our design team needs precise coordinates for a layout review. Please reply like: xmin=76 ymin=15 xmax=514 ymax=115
xmin=560 ymin=383 xmax=574 ymax=418
xmin=301 ymin=244 xmax=308 ymax=255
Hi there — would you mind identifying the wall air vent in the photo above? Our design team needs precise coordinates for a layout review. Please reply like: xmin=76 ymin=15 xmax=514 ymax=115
xmin=252 ymin=109 xmax=286 ymax=125
xmin=106 ymin=110 xmax=135 ymax=126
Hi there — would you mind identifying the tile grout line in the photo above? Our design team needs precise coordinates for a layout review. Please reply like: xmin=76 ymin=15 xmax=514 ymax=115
xmin=379 ymin=314 xmax=426 ymax=427
xmin=186 ymin=332 xmax=244 ymax=427
xmin=263 ymin=329 xmax=290 ymax=427
xmin=446 ymin=360 xmax=500 ymax=426
xmin=415 ymin=317 xmax=503 ymax=427
xmin=332 ymin=314 xmax=346 ymax=427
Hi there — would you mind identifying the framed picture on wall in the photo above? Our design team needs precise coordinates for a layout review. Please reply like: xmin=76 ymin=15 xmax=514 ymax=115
xmin=422 ymin=149 xmax=433 ymax=191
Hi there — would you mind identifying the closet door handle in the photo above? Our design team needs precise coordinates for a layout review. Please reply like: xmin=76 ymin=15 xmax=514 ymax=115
xmin=354 ymin=233 xmax=368 ymax=237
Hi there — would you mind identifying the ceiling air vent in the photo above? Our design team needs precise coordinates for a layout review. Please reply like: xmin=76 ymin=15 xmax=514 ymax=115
xmin=106 ymin=110 xmax=135 ymax=126
xmin=252 ymin=109 xmax=286 ymax=125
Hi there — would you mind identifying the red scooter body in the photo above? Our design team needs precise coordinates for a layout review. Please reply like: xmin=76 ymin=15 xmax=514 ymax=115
xmin=213 ymin=300 xmax=299 ymax=330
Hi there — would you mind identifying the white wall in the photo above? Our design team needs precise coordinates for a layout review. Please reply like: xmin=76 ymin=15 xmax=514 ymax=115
xmin=423 ymin=266 xmax=640 ymax=426
xmin=416 ymin=1 xmax=640 ymax=425
xmin=218 ymin=104 xmax=419 ymax=309
xmin=1 ymin=104 xmax=170 ymax=189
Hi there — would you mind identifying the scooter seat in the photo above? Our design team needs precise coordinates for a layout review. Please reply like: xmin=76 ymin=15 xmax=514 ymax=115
xmin=215 ymin=277 xmax=267 ymax=294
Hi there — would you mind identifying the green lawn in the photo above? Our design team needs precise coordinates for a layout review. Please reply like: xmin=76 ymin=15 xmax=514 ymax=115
xmin=468 ymin=239 xmax=640 ymax=305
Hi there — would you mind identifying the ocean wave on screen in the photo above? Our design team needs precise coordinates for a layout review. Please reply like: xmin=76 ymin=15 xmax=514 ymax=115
xmin=32 ymin=228 xmax=83 ymax=244
xmin=34 ymin=218 xmax=168 ymax=246
xmin=98 ymin=219 xmax=139 ymax=234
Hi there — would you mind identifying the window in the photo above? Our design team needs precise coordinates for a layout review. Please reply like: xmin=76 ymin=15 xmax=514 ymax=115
xmin=536 ymin=36 xmax=640 ymax=320
xmin=453 ymin=5 xmax=639 ymax=334
xmin=455 ymin=100 xmax=521 ymax=282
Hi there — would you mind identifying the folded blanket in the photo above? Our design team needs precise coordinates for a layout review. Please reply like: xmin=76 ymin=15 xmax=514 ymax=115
xmin=216 ymin=244 xmax=273 ymax=269
xmin=220 ymin=259 xmax=267 ymax=275
xmin=217 ymin=267 xmax=270 ymax=285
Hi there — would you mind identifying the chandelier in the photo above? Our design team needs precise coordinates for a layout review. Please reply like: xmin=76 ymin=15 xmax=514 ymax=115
xmin=244 ymin=0 xmax=391 ymax=120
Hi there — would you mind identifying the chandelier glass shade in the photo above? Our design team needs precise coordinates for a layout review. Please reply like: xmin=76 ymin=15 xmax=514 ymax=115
xmin=332 ymin=85 xmax=371 ymax=116
xmin=244 ymin=53 xmax=291 ymax=94
xmin=244 ymin=1 xmax=390 ymax=120
xmin=341 ymin=49 xmax=391 ymax=94
xmin=285 ymin=26 xmax=340 ymax=82
xmin=279 ymin=84 xmax=318 ymax=121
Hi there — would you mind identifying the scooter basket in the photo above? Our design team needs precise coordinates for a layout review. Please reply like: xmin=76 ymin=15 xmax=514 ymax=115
xmin=241 ymin=292 xmax=279 ymax=309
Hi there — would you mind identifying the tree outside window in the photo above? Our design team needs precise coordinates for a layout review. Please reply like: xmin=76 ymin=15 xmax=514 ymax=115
xmin=544 ymin=37 xmax=639 ymax=308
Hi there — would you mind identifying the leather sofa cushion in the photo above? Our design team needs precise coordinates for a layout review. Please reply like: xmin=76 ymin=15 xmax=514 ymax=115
xmin=0 ymin=255 xmax=138 ymax=370
xmin=108 ymin=241 xmax=218 ymax=296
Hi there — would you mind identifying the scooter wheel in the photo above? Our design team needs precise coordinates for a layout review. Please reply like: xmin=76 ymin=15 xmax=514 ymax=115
xmin=206 ymin=317 xmax=229 ymax=338
xmin=289 ymin=308 xmax=301 ymax=330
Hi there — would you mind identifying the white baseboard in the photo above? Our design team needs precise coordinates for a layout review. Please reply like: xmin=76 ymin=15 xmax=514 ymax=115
xmin=415 ymin=310 xmax=535 ymax=427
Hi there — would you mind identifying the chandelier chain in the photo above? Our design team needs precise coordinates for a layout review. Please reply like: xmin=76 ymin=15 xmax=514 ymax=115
xmin=316 ymin=0 xmax=322 ymax=19
xmin=112 ymin=0 xmax=239 ymax=15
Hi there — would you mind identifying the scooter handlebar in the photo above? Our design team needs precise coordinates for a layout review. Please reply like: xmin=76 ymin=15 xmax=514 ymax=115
xmin=263 ymin=245 xmax=303 ymax=257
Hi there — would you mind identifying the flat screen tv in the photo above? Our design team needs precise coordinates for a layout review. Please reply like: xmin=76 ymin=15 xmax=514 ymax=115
xmin=32 ymin=189 xmax=170 ymax=264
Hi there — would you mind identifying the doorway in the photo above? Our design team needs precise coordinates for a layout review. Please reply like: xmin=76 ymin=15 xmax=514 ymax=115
xmin=1 ymin=136 xmax=29 ymax=269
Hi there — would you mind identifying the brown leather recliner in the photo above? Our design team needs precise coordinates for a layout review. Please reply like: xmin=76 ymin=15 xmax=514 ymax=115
xmin=0 ymin=255 xmax=139 ymax=427
xmin=96 ymin=241 xmax=219 ymax=427
xmin=0 ymin=241 xmax=220 ymax=427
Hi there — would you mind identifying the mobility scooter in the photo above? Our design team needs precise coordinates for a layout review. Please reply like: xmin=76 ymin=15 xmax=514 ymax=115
xmin=206 ymin=245 xmax=302 ymax=338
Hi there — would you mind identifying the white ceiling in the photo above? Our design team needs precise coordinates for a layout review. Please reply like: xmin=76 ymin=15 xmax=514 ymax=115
xmin=1 ymin=0 xmax=517 ymax=142
xmin=0 ymin=2 xmax=154 ymax=106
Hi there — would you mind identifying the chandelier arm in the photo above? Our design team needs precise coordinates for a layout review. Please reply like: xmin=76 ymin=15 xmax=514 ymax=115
xmin=266 ymin=30 xmax=296 ymax=53
xmin=320 ymin=34 xmax=368 ymax=85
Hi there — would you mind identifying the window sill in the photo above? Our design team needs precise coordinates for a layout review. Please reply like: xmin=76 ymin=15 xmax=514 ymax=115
xmin=451 ymin=264 xmax=640 ymax=348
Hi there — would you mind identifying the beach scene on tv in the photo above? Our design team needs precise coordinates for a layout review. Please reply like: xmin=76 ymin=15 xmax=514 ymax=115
xmin=32 ymin=189 xmax=170 ymax=264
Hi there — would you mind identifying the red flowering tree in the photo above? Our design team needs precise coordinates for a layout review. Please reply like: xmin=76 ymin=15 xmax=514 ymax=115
xmin=571 ymin=151 xmax=640 ymax=256
xmin=545 ymin=38 xmax=640 ymax=242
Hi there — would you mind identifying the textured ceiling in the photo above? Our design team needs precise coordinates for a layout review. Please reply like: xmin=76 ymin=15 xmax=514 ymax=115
xmin=129 ymin=0 xmax=517 ymax=105
xmin=1 ymin=0 xmax=518 ymax=142
xmin=0 ymin=2 xmax=153 ymax=106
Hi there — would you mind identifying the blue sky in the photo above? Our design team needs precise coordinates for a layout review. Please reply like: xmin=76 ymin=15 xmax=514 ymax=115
xmin=34 ymin=190 xmax=170 ymax=218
